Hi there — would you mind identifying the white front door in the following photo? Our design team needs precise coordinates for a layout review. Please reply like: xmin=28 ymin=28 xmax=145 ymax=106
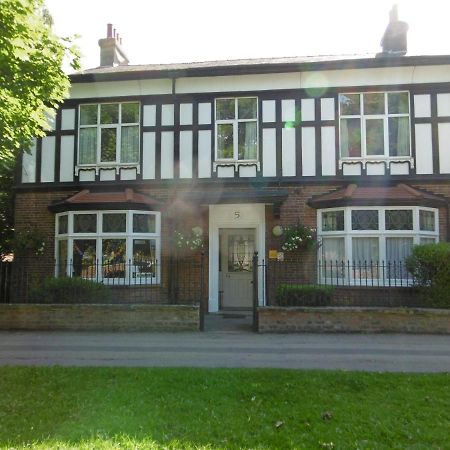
xmin=220 ymin=228 xmax=255 ymax=309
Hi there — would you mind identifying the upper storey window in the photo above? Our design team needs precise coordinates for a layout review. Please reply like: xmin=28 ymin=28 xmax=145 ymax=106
xmin=78 ymin=102 xmax=140 ymax=165
xmin=215 ymin=97 xmax=258 ymax=162
xmin=339 ymin=92 xmax=410 ymax=160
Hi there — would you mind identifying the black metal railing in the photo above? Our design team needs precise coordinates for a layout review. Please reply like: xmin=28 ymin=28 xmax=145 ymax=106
xmin=256 ymin=257 xmax=423 ymax=308
xmin=0 ymin=256 xmax=206 ymax=308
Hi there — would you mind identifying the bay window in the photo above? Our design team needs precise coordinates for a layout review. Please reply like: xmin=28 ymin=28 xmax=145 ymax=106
xmin=339 ymin=92 xmax=410 ymax=160
xmin=78 ymin=102 xmax=140 ymax=166
xmin=56 ymin=210 xmax=160 ymax=284
xmin=318 ymin=206 xmax=438 ymax=284
xmin=215 ymin=97 xmax=258 ymax=162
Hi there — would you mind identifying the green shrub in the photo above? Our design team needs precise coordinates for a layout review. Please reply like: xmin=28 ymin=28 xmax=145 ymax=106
xmin=276 ymin=284 xmax=334 ymax=307
xmin=405 ymin=243 xmax=450 ymax=308
xmin=29 ymin=277 xmax=113 ymax=304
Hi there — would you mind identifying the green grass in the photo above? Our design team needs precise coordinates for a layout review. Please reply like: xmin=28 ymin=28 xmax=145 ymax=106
xmin=0 ymin=367 xmax=448 ymax=449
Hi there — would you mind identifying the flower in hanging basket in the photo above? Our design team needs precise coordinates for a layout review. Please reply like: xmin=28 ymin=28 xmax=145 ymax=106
xmin=281 ymin=224 xmax=317 ymax=252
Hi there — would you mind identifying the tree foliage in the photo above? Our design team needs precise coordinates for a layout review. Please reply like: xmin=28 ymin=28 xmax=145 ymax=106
xmin=0 ymin=0 xmax=80 ymax=256
xmin=0 ymin=0 xmax=80 ymax=164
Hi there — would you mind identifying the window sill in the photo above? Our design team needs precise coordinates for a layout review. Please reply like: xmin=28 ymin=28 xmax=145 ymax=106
xmin=339 ymin=156 xmax=414 ymax=169
xmin=213 ymin=160 xmax=260 ymax=172
xmin=75 ymin=163 xmax=140 ymax=175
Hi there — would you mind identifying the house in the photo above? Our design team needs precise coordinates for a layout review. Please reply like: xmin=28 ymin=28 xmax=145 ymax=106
xmin=15 ymin=8 xmax=450 ymax=312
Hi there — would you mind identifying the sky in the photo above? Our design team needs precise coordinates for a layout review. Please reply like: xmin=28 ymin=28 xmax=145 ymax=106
xmin=45 ymin=0 xmax=450 ymax=71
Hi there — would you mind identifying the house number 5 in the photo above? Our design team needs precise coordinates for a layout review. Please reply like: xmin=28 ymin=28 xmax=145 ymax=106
xmin=234 ymin=211 xmax=240 ymax=219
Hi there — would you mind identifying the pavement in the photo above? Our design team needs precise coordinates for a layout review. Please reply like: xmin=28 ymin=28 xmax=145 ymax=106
xmin=0 ymin=312 xmax=449 ymax=372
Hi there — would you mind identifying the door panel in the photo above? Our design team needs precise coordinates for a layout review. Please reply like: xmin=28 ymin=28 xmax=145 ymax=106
xmin=220 ymin=228 xmax=255 ymax=309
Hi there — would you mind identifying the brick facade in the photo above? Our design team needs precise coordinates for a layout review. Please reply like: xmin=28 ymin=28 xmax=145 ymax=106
xmin=258 ymin=306 xmax=450 ymax=334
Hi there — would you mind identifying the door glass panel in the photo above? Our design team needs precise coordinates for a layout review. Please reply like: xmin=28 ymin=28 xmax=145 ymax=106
xmin=73 ymin=239 xmax=96 ymax=278
xmin=228 ymin=232 xmax=255 ymax=272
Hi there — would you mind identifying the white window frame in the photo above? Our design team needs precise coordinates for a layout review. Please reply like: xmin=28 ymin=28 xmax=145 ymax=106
xmin=55 ymin=210 xmax=161 ymax=285
xmin=317 ymin=206 xmax=439 ymax=285
xmin=214 ymin=97 xmax=259 ymax=167
xmin=338 ymin=91 xmax=412 ymax=167
xmin=76 ymin=102 xmax=141 ymax=173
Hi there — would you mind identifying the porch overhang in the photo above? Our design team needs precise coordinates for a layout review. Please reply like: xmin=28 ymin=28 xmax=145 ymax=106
xmin=48 ymin=189 xmax=162 ymax=213
xmin=307 ymin=184 xmax=447 ymax=209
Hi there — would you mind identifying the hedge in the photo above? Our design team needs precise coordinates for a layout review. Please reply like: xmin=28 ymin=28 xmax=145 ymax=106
xmin=29 ymin=277 xmax=113 ymax=304
xmin=276 ymin=284 xmax=334 ymax=307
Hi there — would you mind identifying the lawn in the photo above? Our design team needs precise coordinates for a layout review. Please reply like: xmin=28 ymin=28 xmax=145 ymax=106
xmin=0 ymin=367 xmax=448 ymax=449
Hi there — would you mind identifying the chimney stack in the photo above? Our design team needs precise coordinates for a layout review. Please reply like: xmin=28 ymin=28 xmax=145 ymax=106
xmin=98 ymin=23 xmax=129 ymax=67
xmin=378 ymin=5 xmax=409 ymax=57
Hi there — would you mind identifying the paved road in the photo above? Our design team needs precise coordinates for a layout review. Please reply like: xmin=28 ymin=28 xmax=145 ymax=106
xmin=1 ymin=330 xmax=449 ymax=372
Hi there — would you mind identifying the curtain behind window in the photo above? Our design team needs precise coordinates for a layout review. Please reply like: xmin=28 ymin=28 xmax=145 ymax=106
xmin=121 ymin=126 xmax=139 ymax=163
xmin=79 ymin=128 xmax=97 ymax=164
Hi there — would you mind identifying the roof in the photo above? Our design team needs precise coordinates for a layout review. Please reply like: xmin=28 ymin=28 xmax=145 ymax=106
xmin=70 ymin=53 xmax=450 ymax=83
xmin=307 ymin=184 xmax=447 ymax=208
xmin=48 ymin=189 xmax=161 ymax=212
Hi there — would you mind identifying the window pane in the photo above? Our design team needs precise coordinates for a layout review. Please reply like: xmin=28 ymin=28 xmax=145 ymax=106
xmin=340 ymin=118 xmax=361 ymax=157
xmin=420 ymin=237 xmax=436 ymax=245
xmin=74 ymin=214 xmax=97 ymax=233
xmin=100 ymin=104 xmax=119 ymax=124
xmin=388 ymin=92 xmax=409 ymax=114
xmin=352 ymin=237 xmax=379 ymax=263
xmin=386 ymin=237 xmax=413 ymax=279
xmin=322 ymin=211 xmax=344 ymax=231
xmin=100 ymin=128 xmax=117 ymax=162
xmin=419 ymin=210 xmax=435 ymax=231
xmin=73 ymin=239 xmax=96 ymax=278
xmin=58 ymin=215 xmax=68 ymax=234
xmin=121 ymin=126 xmax=139 ymax=163
xmin=217 ymin=123 xmax=234 ymax=159
xmin=321 ymin=237 xmax=345 ymax=279
xmin=133 ymin=214 xmax=156 ymax=233
xmin=102 ymin=239 xmax=126 ymax=279
xmin=216 ymin=99 xmax=235 ymax=120
xmin=79 ymin=128 xmax=97 ymax=164
xmin=238 ymin=122 xmax=257 ymax=160
xmin=389 ymin=117 xmax=410 ymax=156
xmin=339 ymin=94 xmax=360 ymax=115
xmin=103 ymin=213 xmax=126 ymax=233
xmin=57 ymin=240 xmax=68 ymax=276
xmin=366 ymin=119 xmax=384 ymax=155
xmin=351 ymin=210 xmax=379 ymax=230
xmin=121 ymin=103 xmax=139 ymax=123
xmin=238 ymin=98 xmax=257 ymax=119
xmin=79 ymin=105 xmax=98 ymax=126
xmin=133 ymin=239 xmax=156 ymax=278
xmin=385 ymin=210 xmax=413 ymax=230
xmin=363 ymin=93 xmax=385 ymax=115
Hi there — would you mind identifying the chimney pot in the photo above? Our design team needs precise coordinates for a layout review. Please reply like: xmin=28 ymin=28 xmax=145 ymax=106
xmin=98 ymin=24 xmax=129 ymax=67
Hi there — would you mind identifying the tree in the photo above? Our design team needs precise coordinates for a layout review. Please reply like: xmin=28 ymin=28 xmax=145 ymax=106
xmin=0 ymin=0 xmax=80 ymax=255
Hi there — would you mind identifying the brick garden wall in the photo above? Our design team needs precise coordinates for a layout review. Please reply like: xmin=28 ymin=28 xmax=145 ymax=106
xmin=0 ymin=304 xmax=199 ymax=331
xmin=258 ymin=306 xmax=450 ymax=334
